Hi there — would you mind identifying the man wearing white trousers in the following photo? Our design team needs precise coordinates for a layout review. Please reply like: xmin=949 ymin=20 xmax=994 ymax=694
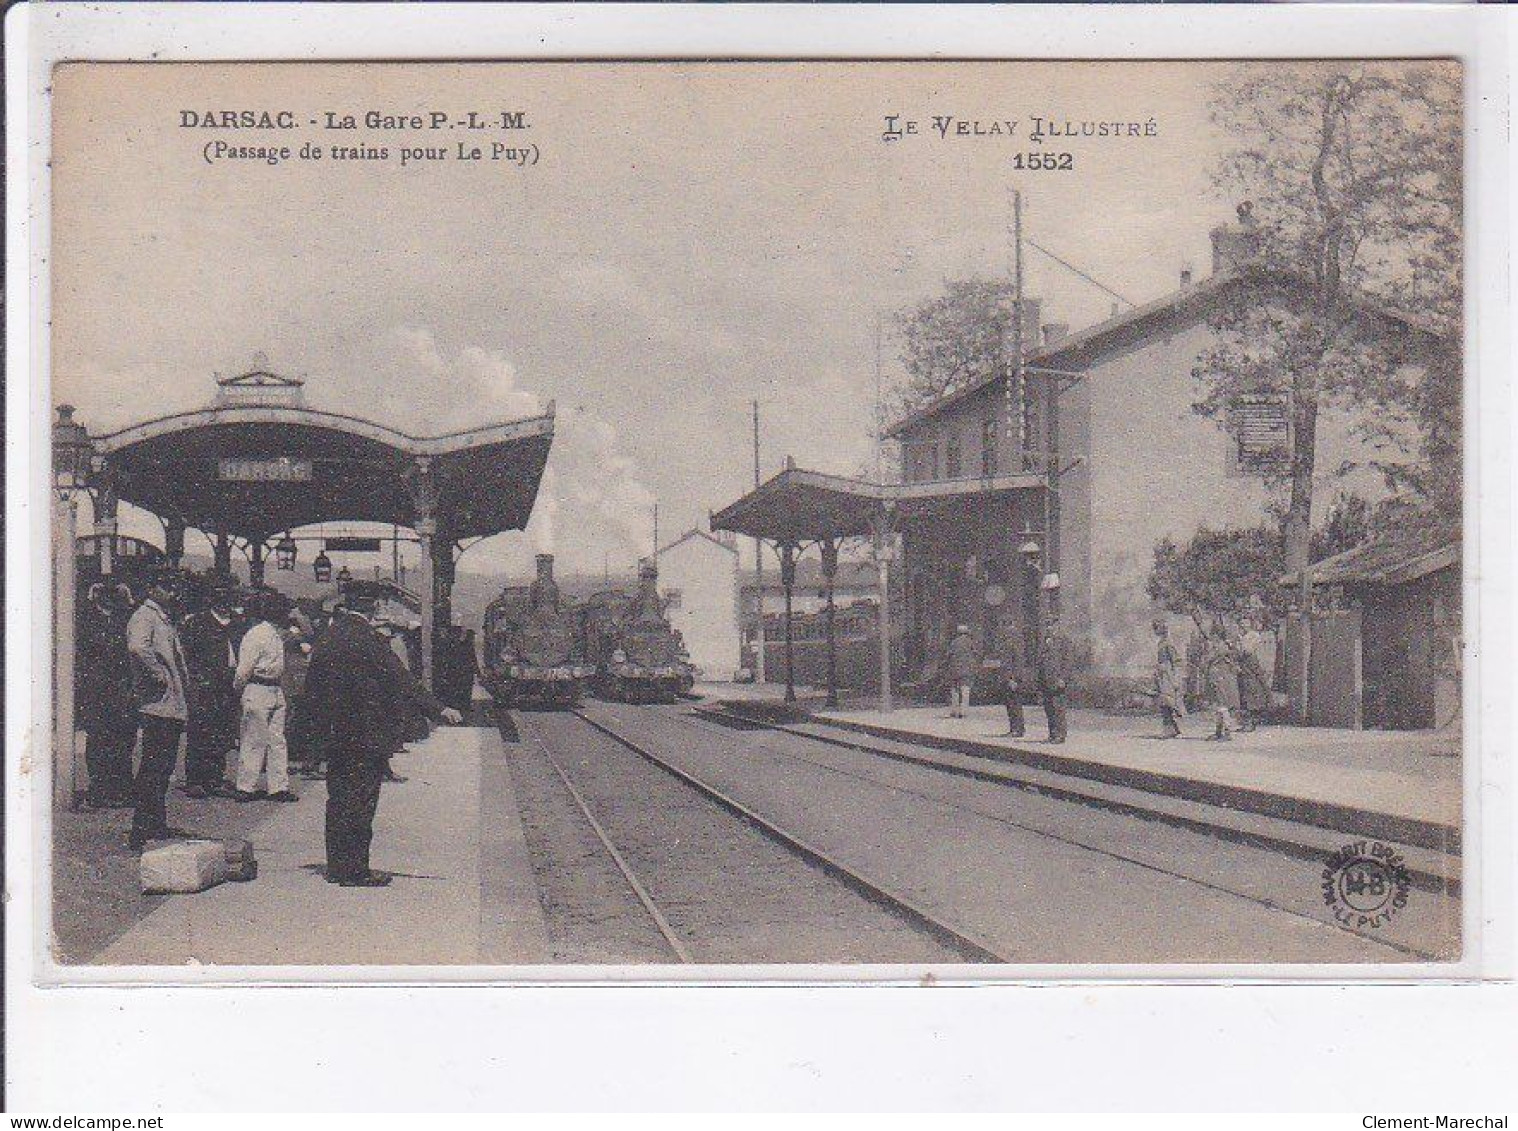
xmin=233 ymin=590 xmax=297 ymax=803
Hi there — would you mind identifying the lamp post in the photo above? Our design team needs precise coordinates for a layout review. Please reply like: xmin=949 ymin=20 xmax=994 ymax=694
xmin=312 ymin=549 xmax=333 ymax=584
xmin=53 ymin=406 xmax=93 ymax=811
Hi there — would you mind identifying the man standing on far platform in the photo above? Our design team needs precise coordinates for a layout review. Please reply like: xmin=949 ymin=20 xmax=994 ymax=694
xmin=1035 ymin=615 xmax=1075 ymax=744
xmin=303 ymin=584 xmax=461 ymax=888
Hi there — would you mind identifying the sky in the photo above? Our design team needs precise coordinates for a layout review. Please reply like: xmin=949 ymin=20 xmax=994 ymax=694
xmin=53 ymin=61 xmax=1240 ymax=579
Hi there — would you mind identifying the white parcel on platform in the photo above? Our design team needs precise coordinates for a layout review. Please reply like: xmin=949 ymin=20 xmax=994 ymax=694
xmin=139 ymin=840 xmax=230 ymax=894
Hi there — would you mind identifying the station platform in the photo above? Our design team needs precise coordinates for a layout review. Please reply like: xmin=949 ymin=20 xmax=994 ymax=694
xmin=807 ymin=703 xmax=1462 ymax=851
xmin=89 ymin=720 xmax=550 ymax=968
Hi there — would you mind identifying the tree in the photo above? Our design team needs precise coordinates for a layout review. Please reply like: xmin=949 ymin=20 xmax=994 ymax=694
xmin=890 ymin=276 xmax=1022 ymax=416
xmin=1148 ymin=526 xmax=1288 ymax=628
xmin=1198 ymin=62 xmax=1462 ymax=581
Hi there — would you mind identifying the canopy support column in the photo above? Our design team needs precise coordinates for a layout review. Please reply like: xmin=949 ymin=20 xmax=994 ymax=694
xmin=164 ymin=516 xmax=186 ymax=569
xmin=90 ymin=463 xmax=118 ymax=577
xmin=213 ymin=529 xmax=232 ymax=576
xmin=249 ymin=540 xmax=266 ymax=588
xmin=779 ymin=542 xmax=798 ymax=704
xmin=54 ymin=492 xmax=80 ymax=810
xmin=821 ymin=538 xmax=839 ymax=709
xmin=407 ymin=456 xmax=440 ymax=692
xmin=872 ymin=503 xmax=898 ymax=713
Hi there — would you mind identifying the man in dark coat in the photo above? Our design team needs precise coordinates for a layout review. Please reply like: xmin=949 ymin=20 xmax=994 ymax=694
xmin=179 ymin=584 xmax=240 ymax=797
xmin=1035 ymin=616 xmax=1075 ymax=744
xmin=78 ymin=583 xmax=136 ymax=808
xmin=302 ymin=586 xmax=462 ymax=887
xmin=997 ymin=631 xmax=1028 ymax=738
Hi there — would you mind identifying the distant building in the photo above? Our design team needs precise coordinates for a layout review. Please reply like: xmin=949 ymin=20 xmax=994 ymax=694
xmin=654 ymin=528 xmax=741 ymax=681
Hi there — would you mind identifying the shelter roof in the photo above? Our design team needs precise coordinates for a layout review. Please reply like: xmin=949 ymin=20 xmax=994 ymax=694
xmin=93 ymin=401 xmax=555 ymax=541
xmin=709 ymin=466 xmax=1040 ymax=543
xmin=1294 ymin=528 xmax=1459 ymax=589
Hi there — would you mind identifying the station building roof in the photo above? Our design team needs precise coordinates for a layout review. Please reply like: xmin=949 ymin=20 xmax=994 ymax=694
xmin=709 ymin=465 xmax=1041 ymax=544
xmin=91 ymin=373 xmax=555 ymax=542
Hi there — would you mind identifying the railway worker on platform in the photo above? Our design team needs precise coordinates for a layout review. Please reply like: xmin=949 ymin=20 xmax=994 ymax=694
xmin=303 ymin=584 xmax=461 ymax=888
xmin=997 ymin=631 xmax=1028 ymax=738
xmin=125 ymin=568 xmax=193 ymax=850
xmin=945 ymin=624 xmax=979 ymax=720
xmin=232 ymin=589 xmax=296 ymax=802
xmin=79 ymin=582 xmax=136 ymax=809
xmin=1035 ymin=616 xmax=1075 ymax=744
xmin=179 ymin=582 xmax=240 ymax=799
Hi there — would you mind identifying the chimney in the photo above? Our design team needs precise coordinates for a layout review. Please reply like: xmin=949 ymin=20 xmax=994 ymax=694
xmin=1041 ymin=322 xmax=1069 ymax=346
xmin=1179 ymin=264 xmax=1194 ymax=287
xmin=1210 ymin=200 xmax=1261 ymax=273
xmin=535 ymin=553 xmax=555 ymax=584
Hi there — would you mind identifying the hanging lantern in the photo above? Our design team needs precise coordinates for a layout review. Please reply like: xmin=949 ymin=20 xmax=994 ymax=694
xmin=274 ymin=532 xmax=298 ymax=571
xmin=312 ymin=549 xmax=333 ymax=584
xmin=52 ymin=405 xmax=93 ymax=500
xmin=336 ymin=565 xmax=352 ymax=586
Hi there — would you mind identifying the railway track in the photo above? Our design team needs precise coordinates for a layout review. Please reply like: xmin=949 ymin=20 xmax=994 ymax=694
xmin=516 ymin=707 xmax=1012 ymax=964
xmin=616 ymin=704 xmax=1455 ymax=963
xmin=691 ymin=704 xmax=1460 ymax=899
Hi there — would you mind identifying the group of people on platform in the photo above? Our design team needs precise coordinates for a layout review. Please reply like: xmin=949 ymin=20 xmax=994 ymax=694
xmin=943 ymin=617 xmax=1076 ymax=744
xmin=939 ymin=611 xmax=1277 ymax=745
xmin=75 ymin=568 xmax=461 ymax=887
xmin=1152 ymin=613 xmax=1276 ymax=742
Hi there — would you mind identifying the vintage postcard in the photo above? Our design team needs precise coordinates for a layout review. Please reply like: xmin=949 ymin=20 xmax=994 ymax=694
xmin=44 ymin=58 xmax=1468 ymax=974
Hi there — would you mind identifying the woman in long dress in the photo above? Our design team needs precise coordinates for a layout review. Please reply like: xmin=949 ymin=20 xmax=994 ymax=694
xmin=1203 ymin=617 xmax=1242 ymax=741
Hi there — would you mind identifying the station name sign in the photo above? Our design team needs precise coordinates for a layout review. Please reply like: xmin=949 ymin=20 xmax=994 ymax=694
xmin=217 ymin=457 xmax=313 ymax=482
xmin=325 ymin=537 xmax=382 ymax=553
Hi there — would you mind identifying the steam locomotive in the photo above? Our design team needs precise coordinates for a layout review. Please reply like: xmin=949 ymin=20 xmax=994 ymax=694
xmin=480 ymin=554 xmax=592 ymax=709
xmin=579 ymin=560 xmax=693 ymax=704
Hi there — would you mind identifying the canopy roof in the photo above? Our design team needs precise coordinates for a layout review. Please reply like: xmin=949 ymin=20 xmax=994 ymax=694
xmin=94 ymin=402 xmax=555 ymax=542
xmin=710 ymin=466 xmax=1041 ymax=544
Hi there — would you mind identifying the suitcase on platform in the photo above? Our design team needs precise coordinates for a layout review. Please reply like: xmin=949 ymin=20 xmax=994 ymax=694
xmin=140 ymin=840 xmax=229 ymax=894
xmin=222 ymin=837 xmax=258 ymax=883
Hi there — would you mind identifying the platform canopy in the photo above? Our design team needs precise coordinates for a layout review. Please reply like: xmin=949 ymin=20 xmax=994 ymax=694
xmin=90 ymin=368 xmax=555 ymax=543
xmin=709 ymin=465 xmax=1042 ymax=545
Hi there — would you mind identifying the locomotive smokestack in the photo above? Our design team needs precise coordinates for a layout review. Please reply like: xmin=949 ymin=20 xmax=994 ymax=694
xmin=531 ymin=553 xmax=559 ymax=612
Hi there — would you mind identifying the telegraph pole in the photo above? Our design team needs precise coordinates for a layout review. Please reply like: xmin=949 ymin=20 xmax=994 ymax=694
xmin=752 ymin=399 xmax=766 ymax=685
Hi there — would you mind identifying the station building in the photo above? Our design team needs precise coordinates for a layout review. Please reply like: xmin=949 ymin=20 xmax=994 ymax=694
xmin=714 ymin=220 xmax=1445 ymax=692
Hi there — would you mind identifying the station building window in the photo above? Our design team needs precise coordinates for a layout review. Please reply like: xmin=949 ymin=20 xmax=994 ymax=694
xmin=946 ymin=437 xmax=962 ymax=479
xmin=981 ymin=417 xmax=998 ymax=477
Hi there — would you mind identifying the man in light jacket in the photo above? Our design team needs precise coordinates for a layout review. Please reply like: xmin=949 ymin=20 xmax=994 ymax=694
xmin=945 ymin=625 xmax=979 ymax=720
xmin=125 ymin=569 xmax=192 ymax=850
xmin=232 ymin=589 xmax=296 ymax=802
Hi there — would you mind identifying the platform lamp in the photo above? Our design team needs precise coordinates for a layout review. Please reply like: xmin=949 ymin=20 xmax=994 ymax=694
xmin=336 ymin=564 xmax=353 ymax=586
xmin=312 ymin=548 xmax=333 ymax=584
xmin=53 ymin=405 xmax=93 ymax=811
xmin=274 ymin=531 xmax=298 ymax=571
